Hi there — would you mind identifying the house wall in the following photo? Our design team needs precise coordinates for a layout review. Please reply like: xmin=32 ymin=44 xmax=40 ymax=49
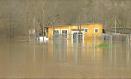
xmin=48 ymin=25 xmax=78 ymax=39
xmin=47 ymin=24 xmax=103 ymax=39
xmin=81 ymin=24 xmax=103 ymax=38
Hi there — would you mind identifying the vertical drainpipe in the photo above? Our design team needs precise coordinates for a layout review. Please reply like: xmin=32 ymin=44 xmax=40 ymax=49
xmin=80 ymin=24 xmax=81 ymax=32
xmin=115 ymin=17 xmax=117 ymax=34
xmin=51 ymin=21 xmax=54 ymax=39
xmin=80 ymin=24 xmax=83 ymax=39
xmin=52 ymin=25 xmax=53 ymax=39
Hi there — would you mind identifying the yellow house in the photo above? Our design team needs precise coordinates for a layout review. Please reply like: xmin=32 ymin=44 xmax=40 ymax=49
xmin=44 ymin=24 xmax=103 ymax=39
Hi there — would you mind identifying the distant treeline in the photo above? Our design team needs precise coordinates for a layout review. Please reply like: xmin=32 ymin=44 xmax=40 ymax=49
xmin=0 ymin=0 xmax=131 ymax=38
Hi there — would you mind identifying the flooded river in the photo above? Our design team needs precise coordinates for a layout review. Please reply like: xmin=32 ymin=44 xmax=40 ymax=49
xmin=0 ymin=39 xmax=131 ymax=78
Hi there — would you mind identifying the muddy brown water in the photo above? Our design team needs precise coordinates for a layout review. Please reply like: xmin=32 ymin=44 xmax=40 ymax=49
xmin=0 ymin=39 xmax=131 ymax=79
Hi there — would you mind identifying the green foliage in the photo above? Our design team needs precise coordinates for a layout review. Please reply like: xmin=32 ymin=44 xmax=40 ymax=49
xmin=97 ymin=43 xmax=110 ymax=48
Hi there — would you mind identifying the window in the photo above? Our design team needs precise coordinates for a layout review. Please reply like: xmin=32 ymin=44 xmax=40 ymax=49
xmin=53 ymin=30 xmax=59 ymax=34
xmin=53 ymin=29 xmax=60 ymax=38
xmin=94 ymin=28 xmax=99 ymax=33
xmin=62 ymin=30 xmax=67 ymax=35
xmin=84 ymin=28 xmax=88 ymax=32
xmin=62 ymin=30 xmax=68 ymax=38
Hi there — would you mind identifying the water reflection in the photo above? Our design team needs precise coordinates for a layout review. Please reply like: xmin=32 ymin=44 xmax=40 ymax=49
xmin=0 ymin=39 xmax=131 ymax=78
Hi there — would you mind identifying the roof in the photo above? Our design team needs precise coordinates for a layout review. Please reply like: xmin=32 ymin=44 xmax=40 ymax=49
xmin=71 ymin=29 xmax=84 ymax=31
xmin=45 ymin=23 xmax=103 ymax=28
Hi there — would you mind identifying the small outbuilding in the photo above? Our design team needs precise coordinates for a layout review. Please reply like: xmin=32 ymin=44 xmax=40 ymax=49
xmin=44 ymin=24 xmax=103 ymax=39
